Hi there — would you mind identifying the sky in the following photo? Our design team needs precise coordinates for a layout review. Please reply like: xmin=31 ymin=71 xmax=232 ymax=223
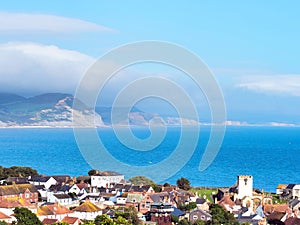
xmin=0 ymin=1 xmax=299 ymax=124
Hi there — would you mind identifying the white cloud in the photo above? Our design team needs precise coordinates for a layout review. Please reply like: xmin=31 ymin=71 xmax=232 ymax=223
xmin=0 ymin=42 xmax=95 ymax=95
xmin=0 ymin=12 xmax=114 ymax=33
xmin=237 ymin=75 xmax=300 ymax=96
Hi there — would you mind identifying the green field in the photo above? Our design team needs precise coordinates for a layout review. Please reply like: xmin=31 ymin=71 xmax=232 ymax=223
xmin=190 ymin=188 xmax=218 ymax=203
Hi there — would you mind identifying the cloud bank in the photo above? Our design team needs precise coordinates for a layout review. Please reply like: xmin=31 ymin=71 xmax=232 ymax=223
xmin=237 ymin=75 xmax=300 ymax=96
xmin=0 ymin=42 xmax=94 ymax=95
xmin=0 ymin=12 xmax=113 ymax=33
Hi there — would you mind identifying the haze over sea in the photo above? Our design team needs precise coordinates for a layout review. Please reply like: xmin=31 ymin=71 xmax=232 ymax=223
xmin=0 ymin=126 xmax=299 ymax=192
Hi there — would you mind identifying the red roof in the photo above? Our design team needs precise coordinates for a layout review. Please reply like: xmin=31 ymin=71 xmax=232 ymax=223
xmin=76 ymin=183 xmax=88 ymax=190
xmin=61 ymin=216 xmax=80 ymax=224
xmin=0 ymin=211 xmax=10 ymax=219
xmin=37 ymin=203 xmax=72 ymax=216
xmin=219 ymin=195 xmax=236 ymax=207
xmin=0 ymin=199 xmax=33 ymax=208
xmin=263 ymin=204 xmax=291 ymax=214
xmin=42 ymin=218 xmax=59 ymax=224
xmin=285 ymin=217 xmax=300 ymax=225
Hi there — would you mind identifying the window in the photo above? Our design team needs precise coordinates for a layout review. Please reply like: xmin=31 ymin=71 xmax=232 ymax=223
xmin=201 ymin=215 xmax=206 ymax=221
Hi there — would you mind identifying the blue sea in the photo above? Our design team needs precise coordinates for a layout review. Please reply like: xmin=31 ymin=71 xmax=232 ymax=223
xmin=0 ymin=126 xmax=299 ymax=192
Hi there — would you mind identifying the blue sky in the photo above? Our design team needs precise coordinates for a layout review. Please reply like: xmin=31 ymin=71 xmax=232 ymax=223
xmin=0 ymin=1 xmax=299 ymax=124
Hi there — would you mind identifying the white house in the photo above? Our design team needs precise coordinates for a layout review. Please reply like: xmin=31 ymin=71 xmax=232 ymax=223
xmin=116 ymin=193 xmax=128 ymax=205
xmin=72 ymin=201 xmax=102 ymax=221
xmin=0 ymin=211 xmax=15 ymax=224
xmin=69 ymin=183 xmax=88 ymax=195
xmin=37 ymin=203 xmax=75 ymax=221
xmin=29 ymin=176 xmax=57 ymax=189
xmin=276 ymin=184 xmax=287 ymax=195
xmin=47 ymin=193 xmax=73 ymax=206
xmin=286 ymin=184 xmax=300 ymax=199
xmin=91 ymin=172 xmax=124 ymax=188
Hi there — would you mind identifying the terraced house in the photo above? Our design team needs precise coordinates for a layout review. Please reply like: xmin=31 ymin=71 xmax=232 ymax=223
xmin=0 ymin=183 xmax=38 ymax=203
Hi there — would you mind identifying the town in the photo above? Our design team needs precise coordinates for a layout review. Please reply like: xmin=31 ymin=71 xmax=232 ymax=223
xmin=0 ymin=167 xmax=299 ymax=225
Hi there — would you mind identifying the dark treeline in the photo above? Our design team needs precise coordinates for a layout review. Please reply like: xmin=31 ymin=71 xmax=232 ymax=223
xmin=0 ymin=166 xmax=39 ymax=180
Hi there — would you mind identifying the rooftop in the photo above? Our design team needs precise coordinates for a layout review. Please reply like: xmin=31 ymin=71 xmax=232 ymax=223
xmin=73 ymin=201 xmax=101 ymax=212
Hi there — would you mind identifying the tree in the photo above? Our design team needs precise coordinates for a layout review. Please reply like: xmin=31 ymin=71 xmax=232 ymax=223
xmin=128 ymin=176 xmax=155 ymax=186
xmin=171 ymin=214 xmax=179 ymax=223
xmin=151 ymin=183 xmax=162 ymax=193
xmin=163 ymin=182 xmax=171 ymax=187
xmin=81 ymin=220 xmax=95 ymax=225
xmin=13 ymin=207 xmax=43 ymax=225
xmin=193 ymin=220 xmax=206 ymax=225
xmin=0 ymin=166 xmax=38 ymax=180
xmin=114 ymin=216 xmax=129 ymax=225
xmin=88 ymin=169 xmax=98 ymax=176
xmin=94 ymin=214 xmax=115 ymax=225
xmin=178 ymin=219 xmax=190 ymax=225
xmin=186 ymin=202 xmax=197 ymax=211
xmin=176 ymin=177 xmax=191 ymax=190
xmin=114 ymin=206 xmax=142 ymax=225
xmin=0 ymin=221 xmax=8 ymax=225
xmin=208 ymin=204 xmax=238 ymax=225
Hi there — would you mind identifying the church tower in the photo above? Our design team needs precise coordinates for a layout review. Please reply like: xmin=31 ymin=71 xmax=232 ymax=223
xmin=237 ymin=175 xmax=253 ymax=199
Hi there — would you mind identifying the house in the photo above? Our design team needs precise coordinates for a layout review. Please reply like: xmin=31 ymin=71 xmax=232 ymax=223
xmin=170 ymin=189 xmax=195 ymax=206
xmin=263 ymin=204 xmax=291 ymax=216
xmin=37 ymin=202 xmax=75 ymax=221
xmin=277 ymin=184 xmax=288 ymax=195
xmin=150 ymin=192 xmax=172 ymax=204
xmin=126 ymin=193 xmax=153 ymax=213
xmin=149 ymin=203 xmax=173 ymax=225
xmin=29 ymin=176 xmax=57 ymax=189
xmin=50 ymin=175 xmax=72 ymax=185
xmin=218 ymin=195 xmax=241 ymax=213
xmin=284 ymin=217 xmax=300 ymax=225
xmin=61 ymin=216 xmax=81 ymax=225
xmin=42 ymin=218 xmax=59 ymax=224
xmin=113 ymin=183 xmax=133 ymax=193
xmin=285 ymin=184 xmax=300 ymax=199
xmin=6 ymin=177 xmax=29 ymax=184
xmin=236 ymin=214 xmax=265 ymax=225
xmin=266 ymin=211 xmax=287 ymax=224
xmin=131 ymin=185 xmax=155 ymax=194
xmin=69 ymin=183 xmax=89 ymax=195
xmin=47 ymin=193 xmax=73 ymax=206
xmin=171 ymin=207 xmax=185 ymax=220
xmin=0 ymin=199 xmax=36 ymax=216
xmin=189 ymin=209 xmax=212 ymax=223
xmin=195 ymin=198 xmax=209 ymax=211
xmin=91 ymin=171 xmax=124 ymax=188
xmin=72 ymin=200 xmax=102 ymax=220
xmin=139 ymin=194 xmax=154 ymax=213
xmin=116 ymin=193 xmax=128 ymax=205
xmin=0 ymin=183 xmax=38 ymax=203
xmin=0 ymin=211 xmax=15 ymax=224
xmin=289 ymin=199 xmax=300 ymax=214
xmin=76 ymin=176 xmax=91 ymax=184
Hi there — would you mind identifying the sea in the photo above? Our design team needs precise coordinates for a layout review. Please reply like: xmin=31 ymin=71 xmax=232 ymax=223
xmin=0 ymin=126 xmax=299 ymax=192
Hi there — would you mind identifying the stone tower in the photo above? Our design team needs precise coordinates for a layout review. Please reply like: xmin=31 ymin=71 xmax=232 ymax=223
xmin=237 ymin=175 xmax=253 ymax=199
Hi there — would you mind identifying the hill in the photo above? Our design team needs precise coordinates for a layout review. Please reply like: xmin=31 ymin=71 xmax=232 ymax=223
xmin=0 ymin=93 xmax=199 ymax=127
xmin=0 ymin=93 xmax=103 ymax=127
